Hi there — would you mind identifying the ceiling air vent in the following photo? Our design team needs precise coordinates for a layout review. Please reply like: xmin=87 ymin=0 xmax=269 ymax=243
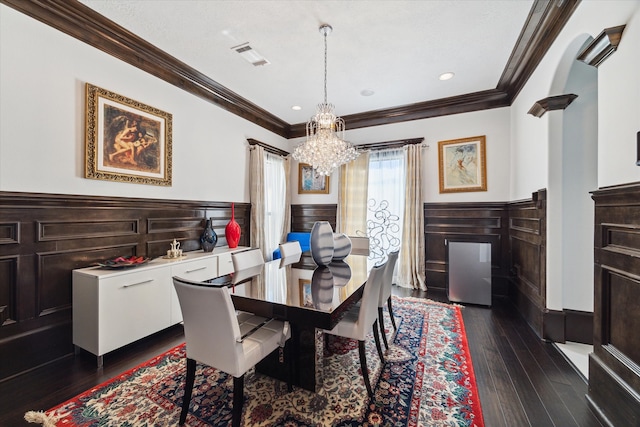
xmin=232 ymin=43 xmax=270 ymax=67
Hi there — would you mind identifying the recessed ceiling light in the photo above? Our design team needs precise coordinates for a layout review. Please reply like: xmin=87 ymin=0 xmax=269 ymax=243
xmin=439 ymin=72 xmax=455 ymax=81
xmin=360 ymin=89 xmax=375 ymax=96
xmin=291 ymin=105 xmax=302 ymax=111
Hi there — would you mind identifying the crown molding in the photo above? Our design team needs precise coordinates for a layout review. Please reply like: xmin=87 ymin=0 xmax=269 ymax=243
xmin=289 ymin=89 xmax=510 ymax=138
xmin=577 ymin=25 xmax=626 ymax=67
xmin=0 ymin=0 xmax=290 ymax=138
xmin=2 ymin=0 xmax=580 ymax=140
xmin=497 ymin=0 xmax=582 ymax=101
xmin=527 ymin=94 xmax=578 ymax=118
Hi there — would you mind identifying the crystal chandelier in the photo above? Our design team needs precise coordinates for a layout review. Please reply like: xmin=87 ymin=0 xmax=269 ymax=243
xmin=292 ymin=24 xmax=359 ymax=176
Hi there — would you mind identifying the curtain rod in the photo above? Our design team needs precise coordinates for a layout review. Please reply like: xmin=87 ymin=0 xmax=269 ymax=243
xmin=247 ymin=138 xmax=290 ymax=157
xmin=355 ymin=137 xmax=426 ymax=151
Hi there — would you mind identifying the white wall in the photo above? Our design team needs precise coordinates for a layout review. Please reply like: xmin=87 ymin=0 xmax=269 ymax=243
xmin=510 ymin=0 xmax=640 ymax=311
xmin=290 ymin=107 xmax=512 ymax=205
xmin=511 ymin=0 xmax=640 ymax=199
xmin=0 ymin=5 xmax=288 ymax=203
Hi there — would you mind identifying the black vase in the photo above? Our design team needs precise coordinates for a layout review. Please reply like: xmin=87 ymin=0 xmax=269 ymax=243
xmin=200 ymin=218 xmax=218 ymax=252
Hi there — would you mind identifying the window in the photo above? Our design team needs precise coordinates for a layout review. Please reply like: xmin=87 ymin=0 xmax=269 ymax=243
xmin=366 ymin=148 xmax=405 ymax=268
xmin=263 ymin=152 xmax=286 ymax=260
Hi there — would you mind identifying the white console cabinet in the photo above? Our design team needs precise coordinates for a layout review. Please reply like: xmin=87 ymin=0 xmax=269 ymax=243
xmin=73 ymin=247 xmax=245 ymax=366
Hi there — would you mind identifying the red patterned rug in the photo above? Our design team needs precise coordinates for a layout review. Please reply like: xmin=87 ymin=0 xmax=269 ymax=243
xmin=26 ymin=297 xmax=484 ymax=426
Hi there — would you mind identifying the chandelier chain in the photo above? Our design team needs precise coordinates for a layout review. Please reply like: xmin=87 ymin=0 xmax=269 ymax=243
xmin=323 ymin=27 xmax=328 ymax=104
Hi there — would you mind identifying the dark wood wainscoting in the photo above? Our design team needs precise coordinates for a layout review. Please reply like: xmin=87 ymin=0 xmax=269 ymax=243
xmin=508 ymin=189 xmax=547 ymax=338
xmin=0 ymin=192 xmax=250 ymax=382
xmin=424 ymin=201 xmax=511 ymax=295
xmin=291 ymin=204 xmax=337 ymax=232
xmin=588 ymin=183 xmax=640 ymax=426
xmin=290 ymin=204 xmax=337 ymax=267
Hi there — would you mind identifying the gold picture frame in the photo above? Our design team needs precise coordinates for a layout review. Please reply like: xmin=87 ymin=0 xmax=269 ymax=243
xmin=85 ymin=83 xmax=172 ymax=186
xmin=438 ymin=135 xmax=487 ymax=193
xmin=299 ymin=279 xmax=313 ymax=307
xmin=298 ymin=163 xmax=330 ymax=194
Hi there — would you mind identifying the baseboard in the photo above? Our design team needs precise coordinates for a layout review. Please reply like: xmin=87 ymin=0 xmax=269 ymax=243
xmin=509 ymin=284 xmax=593 ymax=344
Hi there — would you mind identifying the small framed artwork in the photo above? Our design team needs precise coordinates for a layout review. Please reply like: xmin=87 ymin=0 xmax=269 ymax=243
xmin=299 ymin=279 xmax=313 ymax=307
xmin=85 ymin=83 xmax=172 ymax=186
xmin=298 ymin=163 xmax=330 ymax=194
xmin=438 ymin=135 xmax=487 ymax=193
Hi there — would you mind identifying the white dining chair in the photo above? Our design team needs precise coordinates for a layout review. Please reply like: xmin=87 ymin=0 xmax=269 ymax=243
xmin=173 ymin=276 xmax=291 ymax=427
xmin=323 ymin=260 xmax=387 ymax=398
xmin=231 ymin=248 xmax=264 ymax=272
xmin=279 ymin=240 xmax=302 ymax=259
xmin=378 ymin=250 xmax=400 ymax=350
xmin=349 ymin=236 xmax=370 ymax=256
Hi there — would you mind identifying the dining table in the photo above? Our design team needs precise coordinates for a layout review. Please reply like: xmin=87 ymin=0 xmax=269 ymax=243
xmin=208 ymin=253 xmax=370 ymax=392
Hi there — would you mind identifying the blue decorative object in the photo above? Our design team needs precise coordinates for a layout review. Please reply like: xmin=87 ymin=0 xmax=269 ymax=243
xmin=310 ymin=221 xmax=334 ymax=266
xmin=200 ymin=218 xmax=218 ymax=252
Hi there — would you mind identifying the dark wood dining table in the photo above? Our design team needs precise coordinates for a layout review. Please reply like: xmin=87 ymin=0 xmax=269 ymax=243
xmin=224 ymin=254 xmax=370 ymax=392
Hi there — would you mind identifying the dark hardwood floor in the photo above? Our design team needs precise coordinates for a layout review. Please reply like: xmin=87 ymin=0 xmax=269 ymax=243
xmin=0 ymin=289 xmax=601 ymax=427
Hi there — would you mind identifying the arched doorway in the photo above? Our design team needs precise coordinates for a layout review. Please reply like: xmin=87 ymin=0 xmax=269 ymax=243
xmin=546 ymin=34 xmax=598 ymax=377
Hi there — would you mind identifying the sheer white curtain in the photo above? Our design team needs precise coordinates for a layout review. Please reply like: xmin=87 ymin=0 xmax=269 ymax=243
xmin=367 ymin=148 xmax=405 ymax=270
xmin=263 ymin=152 xmax=288 ymax=261
xmin=250 ymin=147 xmax=290 ymax=261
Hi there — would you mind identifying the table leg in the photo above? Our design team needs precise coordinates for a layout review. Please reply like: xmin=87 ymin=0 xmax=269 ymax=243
xmin=256 ymin=323 xmax=324 ymax=393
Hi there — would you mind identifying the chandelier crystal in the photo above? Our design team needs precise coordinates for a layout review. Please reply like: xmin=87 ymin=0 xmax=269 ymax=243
xmin=292 ymin=24 xmax=359 ymax=176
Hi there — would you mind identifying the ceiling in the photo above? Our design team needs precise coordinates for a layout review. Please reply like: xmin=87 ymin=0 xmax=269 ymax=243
xmin=78 ymin=0 xmax=533 ymax=123
xmin=3 ymin=0 xmax=579 ymax=138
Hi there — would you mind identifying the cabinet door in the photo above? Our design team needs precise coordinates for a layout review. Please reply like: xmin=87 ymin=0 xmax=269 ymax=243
xmin=217 ymin=252 xmax=234 ymax=276
xmin=170 ymin=257 xmax=218 ymax=323
xmin=99 ymin=268 xmax=171 ymax=355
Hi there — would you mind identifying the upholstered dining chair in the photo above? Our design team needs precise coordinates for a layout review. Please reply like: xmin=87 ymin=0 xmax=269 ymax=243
xmin=231 ymin=248 xmax=264 ymax=272
xmin=349 ymin=236 xmax=370 ymax=256
xmin=279 ymin=240 xmax=302 ymax=259
xmin=323 ymin=261 xmax=387 ymax=398
xmin=378 ymin=250 xmax=400 ymax=350
xmin=173 ymin=276 xmax=291 ymax=427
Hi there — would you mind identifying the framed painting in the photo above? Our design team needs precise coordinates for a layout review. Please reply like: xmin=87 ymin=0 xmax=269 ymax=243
xmin=298 ymin=163 xmax=330 ymax=194
xmin=85 ymin=83 xmax=172 ymax=186
xmin=299 ymin=279 xmax=313 ymax=307
xmin=438 ymin=135 xmax=487 ymax=193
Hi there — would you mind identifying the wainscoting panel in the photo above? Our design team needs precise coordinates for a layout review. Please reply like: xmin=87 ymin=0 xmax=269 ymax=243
xmin=291 ymin=204 xmax=337 ymax=232
xmin=424 ymin=202 xmax=510 ymax=295
xmin=0 ymin=192 xmax=250 ymax=381
xmin=589 ymin=183 xmax=640 ymax=426
xmin=507 ymin=190 xmax=547 ymax=337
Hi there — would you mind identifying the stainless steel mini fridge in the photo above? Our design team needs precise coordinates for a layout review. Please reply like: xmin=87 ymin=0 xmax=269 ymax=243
xmin=447 ymin=241 xmax=491 ymax=306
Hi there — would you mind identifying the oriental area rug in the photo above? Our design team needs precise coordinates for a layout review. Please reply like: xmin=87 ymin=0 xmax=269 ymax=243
xmin=26 ymin=297 xmax=484 ymax=427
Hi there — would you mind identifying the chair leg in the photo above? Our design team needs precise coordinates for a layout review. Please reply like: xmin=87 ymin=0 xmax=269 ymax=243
xmin=179 ymin=358 xmax=196 ymax=425
xmin=378 ymin=306 xmax=389 ymax=350
xmin=387 ymin=297 xmax=397 ymax=331
xmin=358 ymin=340 xmax=373 ymax=398
xmin=232 ymin=374 xmax=244 ymax=427
xmin=372 ymin=319 xmax=385 ymax=365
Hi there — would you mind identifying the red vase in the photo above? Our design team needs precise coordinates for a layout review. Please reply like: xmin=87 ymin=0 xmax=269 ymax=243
xmin=225 ymin=203 xmax=241 ymax=248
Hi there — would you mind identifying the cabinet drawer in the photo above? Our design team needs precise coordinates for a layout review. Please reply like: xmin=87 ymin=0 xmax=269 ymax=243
xmin=171 ymin=258 xmax=218 ymax=282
